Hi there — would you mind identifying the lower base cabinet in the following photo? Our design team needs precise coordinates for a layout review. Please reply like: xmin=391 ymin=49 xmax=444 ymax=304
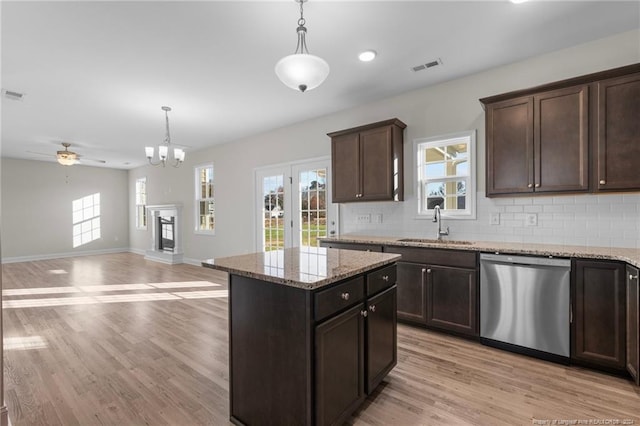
xmin=426 ymin=266 xmax=478 ymax=336
xmin=572 ymin=259 xmax=626 ymax=370
xmin=627 ymin=265 xmax=640 ymax=385
xmin=396 ymin=261 xmax=428 ymax=325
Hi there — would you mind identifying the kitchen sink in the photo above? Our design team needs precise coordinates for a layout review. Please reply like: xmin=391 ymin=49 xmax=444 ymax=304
xmin=397 ymin=238 xmax=473 ymax=245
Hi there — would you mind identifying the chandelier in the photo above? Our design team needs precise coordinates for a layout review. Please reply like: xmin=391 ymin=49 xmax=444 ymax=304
xmin=275 ymin=0 xmax=329 ymax=93
xmin=145 ymin=106 xmax=185 ymax=167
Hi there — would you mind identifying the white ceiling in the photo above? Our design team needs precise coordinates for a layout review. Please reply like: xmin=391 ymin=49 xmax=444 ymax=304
xmin=2 ymin=1 xmax=639 ymax=169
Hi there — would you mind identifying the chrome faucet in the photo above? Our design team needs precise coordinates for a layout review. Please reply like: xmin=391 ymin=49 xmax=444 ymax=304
xmin=432 ymin=205 xmax=449 ymax=240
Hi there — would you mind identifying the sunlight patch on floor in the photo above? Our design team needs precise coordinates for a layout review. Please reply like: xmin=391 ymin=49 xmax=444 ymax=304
xmin=4 ymin=336 xmax=48 ymax=351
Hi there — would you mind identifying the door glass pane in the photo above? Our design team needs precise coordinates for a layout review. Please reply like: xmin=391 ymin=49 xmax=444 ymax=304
xmin=299 ymin=168 xmax=327 ymax=248
xmin=262 ymin=175 xmax=285 ymax=251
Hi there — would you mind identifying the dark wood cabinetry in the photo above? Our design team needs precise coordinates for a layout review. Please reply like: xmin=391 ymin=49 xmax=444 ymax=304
xmin=572 ymin=259 xmax=626 ymax=370
xmin=319 ymin=240 xmax=382 ymax=252
xmin=484 ymin=85 xmax=589 ymax=196
xmin=627 ymin=265 xmax=639 ymax=385
xmin=328 ymin=118 xmax=406 ymax=203
xmin=426 ymin=265 xmax=478 ymax=336
xmin=384 ymin=245 xmax=478 ymax=337
xmin=596 ymin=72 xmax=640 ymax=191
xmin=315 ymin=268 xmax=397 ymax=426
xmin=482 ymin=63 xmax=640 ymax=196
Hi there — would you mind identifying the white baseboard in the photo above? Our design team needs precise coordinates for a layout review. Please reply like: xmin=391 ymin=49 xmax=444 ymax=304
xmin=183 ymin=257 xmax=204 ymax=266
xmin=1 ymin=247 xmax=130 ymax=264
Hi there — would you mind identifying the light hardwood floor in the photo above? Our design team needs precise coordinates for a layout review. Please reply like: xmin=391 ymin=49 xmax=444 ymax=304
xmin=2 ymin=253 xmax=639 ymax=425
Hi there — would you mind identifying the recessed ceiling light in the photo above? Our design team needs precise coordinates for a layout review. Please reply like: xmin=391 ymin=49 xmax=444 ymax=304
xmin=358 ymin=50 xmax=377 ymax=62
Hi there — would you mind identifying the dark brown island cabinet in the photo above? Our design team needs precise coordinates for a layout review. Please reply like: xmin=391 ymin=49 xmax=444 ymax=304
xmin=627 ymin=265 xmax=640 ymax=385
xmin=203 ymin=248 xmax=400 ymax=426
xmin=328 ymin=118 xmax=406 ymax=203
xmin=572 ymin=259 xmax=626 ymax=371
xmin=481 ymin=63 xmax=640 ymax=197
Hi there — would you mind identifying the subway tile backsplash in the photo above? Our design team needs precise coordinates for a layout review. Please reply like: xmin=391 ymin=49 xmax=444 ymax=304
xmin=339 ymin=191 xmax=640 ymax=249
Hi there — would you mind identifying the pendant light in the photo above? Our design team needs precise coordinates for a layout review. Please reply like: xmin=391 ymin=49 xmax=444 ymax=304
xmin=275 ymin=0 xmax=329 ymax=93
xmin=145 ymin=106 xmax=185 ymax=168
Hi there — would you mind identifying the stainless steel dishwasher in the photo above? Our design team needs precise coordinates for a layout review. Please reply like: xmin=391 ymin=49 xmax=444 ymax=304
xmin=480 ymin=253 xmax=571 ymax=360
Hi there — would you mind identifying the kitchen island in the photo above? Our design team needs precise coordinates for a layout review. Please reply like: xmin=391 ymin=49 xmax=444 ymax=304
xmin=202 ymin=247 xmax=401 ymax=426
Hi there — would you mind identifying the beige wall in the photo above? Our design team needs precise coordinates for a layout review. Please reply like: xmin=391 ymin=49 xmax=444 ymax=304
xmin=1 ymin=158 xmax=129 ymax=261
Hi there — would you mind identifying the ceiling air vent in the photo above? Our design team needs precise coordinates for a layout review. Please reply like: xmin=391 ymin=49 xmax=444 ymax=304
xmin=2 ymin=89 xmax=25 ymax=101
xmin=411 ymin=58 xmax=442 ymax=72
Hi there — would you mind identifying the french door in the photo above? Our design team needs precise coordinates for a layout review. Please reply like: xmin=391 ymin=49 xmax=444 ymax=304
xmin=255 ymin=158 xmax=337 ymax=252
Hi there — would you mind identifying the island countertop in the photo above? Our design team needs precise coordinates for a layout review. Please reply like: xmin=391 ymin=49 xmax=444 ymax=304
xmin=202 ymin=247 xmax=401 ymax=290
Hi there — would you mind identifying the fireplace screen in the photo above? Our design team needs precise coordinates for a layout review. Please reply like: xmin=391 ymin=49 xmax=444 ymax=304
xmin=159 ymin=216 xmax=175 ymax=252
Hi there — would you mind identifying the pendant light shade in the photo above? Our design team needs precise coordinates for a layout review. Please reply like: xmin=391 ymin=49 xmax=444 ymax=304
xmin=275 ymin=0 xmax=329 ymax=93
xmin=275 ymin=53 xmax=329 ymax=93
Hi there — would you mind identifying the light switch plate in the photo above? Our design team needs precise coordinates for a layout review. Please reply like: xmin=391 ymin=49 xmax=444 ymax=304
xmin=372 ymin=213 xmax=383 ymax=224
xmin=490 ymin=212 xmax=500 ymax=225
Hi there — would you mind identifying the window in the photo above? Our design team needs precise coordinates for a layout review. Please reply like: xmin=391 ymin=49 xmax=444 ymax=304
xmin=72 ymin=193 xmax=101 ymax=248
xmin=195 ymin=164 xmax=215 ymax=233
xmin=415 ymin=130 xmax=476 ymax=218
xmin=135 ymin=177 xmax=147 ymax=229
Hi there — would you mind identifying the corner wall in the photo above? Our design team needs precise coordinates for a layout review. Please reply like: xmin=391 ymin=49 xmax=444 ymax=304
xmin=1 ymin=158 xmax=129 ymax=261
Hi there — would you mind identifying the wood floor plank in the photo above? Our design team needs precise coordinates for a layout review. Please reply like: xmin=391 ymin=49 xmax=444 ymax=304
xmin=3 ymin=253 xmax=640 ymax=425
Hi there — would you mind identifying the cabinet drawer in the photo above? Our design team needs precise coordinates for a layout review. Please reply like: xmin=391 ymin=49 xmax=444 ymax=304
xmin=320 ymin=241 xmax=383 ymax=252
xmin=367 ymin=265 xmax=397 ymax=296
xmin=315 ymin=277 xmax=365 ymax=322
xmin=384 ymin=246 xmax=477 ymax=269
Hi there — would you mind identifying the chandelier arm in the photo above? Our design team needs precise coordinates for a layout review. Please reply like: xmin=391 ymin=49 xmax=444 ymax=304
xmin=148 ymin=157 xmax=166 ymax=167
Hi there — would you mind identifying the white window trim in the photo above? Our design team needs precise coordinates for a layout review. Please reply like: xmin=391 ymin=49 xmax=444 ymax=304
xmin=194 ymin=162 xmax=215 ymax=235
xmin=135 ymin=177 xmax=147 ymax=230
xmin=414 ymin=130 xmax=476 ymax=220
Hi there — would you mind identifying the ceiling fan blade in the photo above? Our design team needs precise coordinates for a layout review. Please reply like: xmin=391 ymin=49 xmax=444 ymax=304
xmin=76 ymin=154 xmax=106 ymax=164
xmin=26 ymin=150 xmax=55 ymax=157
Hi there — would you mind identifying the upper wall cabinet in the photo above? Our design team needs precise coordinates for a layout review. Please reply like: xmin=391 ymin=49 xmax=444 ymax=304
xmin=328 ymin=119 xmax=406 ymax=203
xmin=596 ymin=72 xmax=640 ymax=191
xmin=481 ymin=63 xmax=640 ymax=197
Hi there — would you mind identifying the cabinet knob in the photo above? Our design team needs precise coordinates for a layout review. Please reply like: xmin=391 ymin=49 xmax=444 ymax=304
xmin=427 ymin=269 xmax=432 ymax=274
xmin=631 ymin=274 xmax=639 ymax=281
xmin=382 ymin=275 xmax=389 ymax=282
xmin=340 ymin=292 xmax=350 ymax=301
xmin=369 ymin=305 xmax=376 ymax=312
xmin=599 ymin=180 xmax=606 ymax=185
xmin=360 ymin=310 xmax=368 ymax=317
xmin=535 ymin=183 xmax=540 ymax=188
xmin=527 ymin=184 xmax=533 ymax=188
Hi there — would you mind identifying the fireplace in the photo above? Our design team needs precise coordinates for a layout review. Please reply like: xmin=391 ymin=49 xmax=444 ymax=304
xmin=145 ymin=204 xmax=183 ymax=264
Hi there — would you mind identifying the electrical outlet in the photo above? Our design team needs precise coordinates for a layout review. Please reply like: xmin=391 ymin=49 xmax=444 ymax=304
xmin=525 ymin=213 xmax=538 ymax=227
xmin=355 ymin=214 xmax=371 ymax=224
xmin=372 ymin=213 xmax=383 ymax=224
xmin=490 ymin=213 xmax=500 ymax=225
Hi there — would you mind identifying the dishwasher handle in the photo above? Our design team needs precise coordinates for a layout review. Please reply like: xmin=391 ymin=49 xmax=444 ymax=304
xmin=480 ymin=253 xmax=570 ymax=268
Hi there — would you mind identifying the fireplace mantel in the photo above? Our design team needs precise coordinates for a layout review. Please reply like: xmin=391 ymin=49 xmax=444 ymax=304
xmin=145 ymin=204 xmax=184 ymax=264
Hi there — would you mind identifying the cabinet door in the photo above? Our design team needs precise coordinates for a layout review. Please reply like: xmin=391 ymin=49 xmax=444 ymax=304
xmin=485 ymin=96 xmax=534 ymax=195
xmin=573 ymin=260 xmax=626 ymax=369
xmin=596 ymin=72 xmax=640 ymax=191
xmin=426 ymin=266 xmax=478 ymax=336
xmin=627 ymin=265 xmax=639 ymax=385
xmin=396 ymin=261 xmax=428 ymax=325
xmin=366 ymin=286 xmax=397 ymax=394
xmin=315 ymin=304 xmax=365 ymax=426
xmin=360 ymin=126 xmax=393 ymax=200
xmin=331 ymin=133 xmax=360 ymax=202
xmin=535 ymin=85 xmax=589 ymax=193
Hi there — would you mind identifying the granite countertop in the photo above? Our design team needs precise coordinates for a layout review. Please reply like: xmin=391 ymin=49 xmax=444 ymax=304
xmin=320 ymin=235 xmax=640 ymax=269
xmin=202 ymin=247 xmax=401 ymax=290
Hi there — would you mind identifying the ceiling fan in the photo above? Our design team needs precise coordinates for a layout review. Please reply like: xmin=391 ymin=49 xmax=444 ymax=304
xmin=27 ymin=142 xmax=106 ymax=166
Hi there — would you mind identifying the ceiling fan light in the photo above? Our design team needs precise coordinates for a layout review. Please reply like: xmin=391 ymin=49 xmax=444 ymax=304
xmin=275 ymin=53 xmax=330 ymax=92
xmin=57 ymin=154 xmax=76 ymax=166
